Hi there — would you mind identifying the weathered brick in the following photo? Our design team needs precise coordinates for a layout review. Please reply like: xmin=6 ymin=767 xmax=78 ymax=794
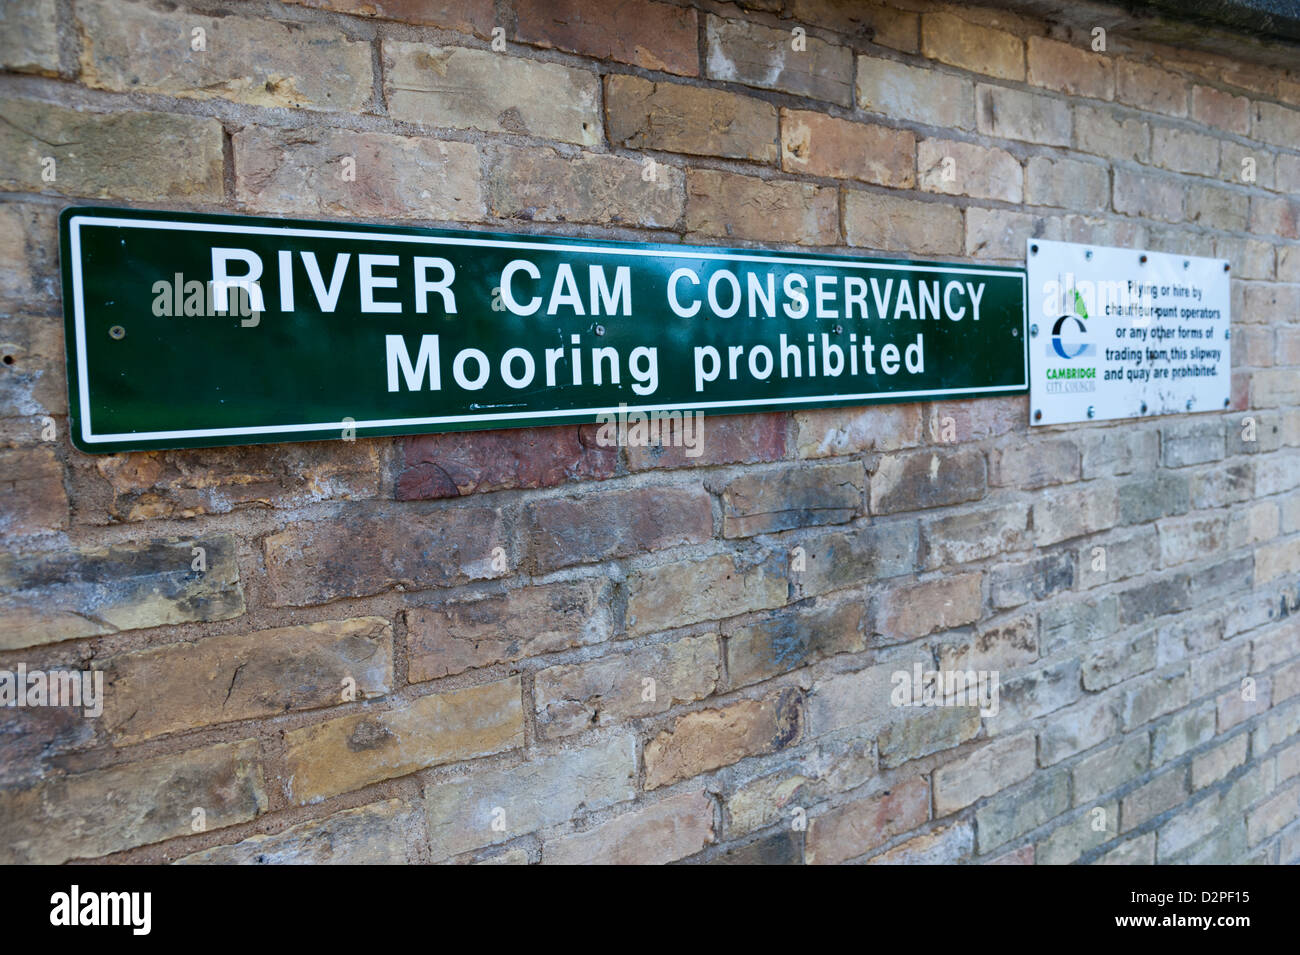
xmin=1191 ymin=460 xmax=1253 ymax=509
xmin=178 ymin=799 xmax=416 ymax=865
xmin=1154 ymin=513 xmax=1225 ymax=568
xmin=1038 ymin=695 xmax=1120 ymax=766
xmin=791 ymin=0 xmax=918 ymax=52
xmin=1257 ymin=537 xmax=1300 ymax=584
xmin=487 ymin=146 xmax=683 ymax=228
xmin=874 ymin=572 xmax=982 ymax=641
xmin=1253 ymin=101 xmax=1300 ymax=149
xmin=866 ymin=821 xmax=973 ymax=864
xmin=527 ymin=486 xmax=712 ymax=572
xmin=0 ymin=206 xmax=59 ymax=306
xmin=921 ymin=11 xmax=1023 ymax=81
xmin=1039 ymin=594 xmax=1118 ymax=656
xmin=1121 ymin=766 xmax=1189 ymax=832
xmin=1119 ymin=471 xmax=1191 ymax=525
xmin=1027 ymin=36 xmax=1113 ymax=99
xmin=1193 ymin=733 xmax=1250 ymax=789
xmin=397 ymin=424 xmax=615 ymax=499
xmin=1034 ymin=483 xmax=1118 ymax=545
xmin=793 ymin=521 xmax=918 ymax=599
xmin=727 ymin=598 xmax=864 ymax=687
xmin=870 ymin=447 xmax=985 ymax=514
xmin=1073 ymin=735 xmax=1148 ymax=805
xmin=407 ymin=579 xmax=613 ymax=682
xmin=542 ymin=790 xmax=714 ymax=864
xmin=1075 ymin=525 xmax=1159 ymax=589
xmin=1113 ymin=167 xmax=1184 ymax=222
xmin=934 ymin=733 xmax=1036 ymax=815
xmin=516 ymin=0 xmax=698 ymax=75
xmin=844 ymin=191 xmax=964 ymax=256
xmin=987 ymin=659 xmax=1083 ymax=736
xmin=1220 ymin=140 xmax=1273 ymax=189
xmin=0 ymin=446 xmax=66 ymax=536
xmin=706 ymin=15 xmax=853 ymax=106
xmin=629 ymin=412 xmax=788 ymax=471
xmin=989 ymin=438 xmax=1080 ymax=488
xmin=1151 ymin=125 xmax=1220 ymax=177
xmin=1250 ymin=196 xmax=1300 ymax=240
xmin=988 ymin=551 xmax=1074 ymax=610
xmin=1217 ymin=675 xmax=1272 ymax=732
xmin=1073 ymin=105 xmax=1149 ymax=162
xmin=1279 ymin=154 xmax=1300 ymax=194
xmin=235 ymin=126 xmax=482 ymax=221
xmin=645 ymin=687 xmax=803 ymax=789
xmin=965 ymin=207 xmax=1053 ymax=260
xmin=1246 ymin=780 xmax=1300 ymax=846
xmin=0 ymin=537 xmax=244 ymax=651
xmin=926 ymin=396 xmax=1025 ymax=443
xmin=1254 ymin=366 xmax=1300 ymax=406
xmin=0 ymin=0 xmax=57 ymax=73
xmin=722 ymin=462 xmax=862 ymax=538
xmin=283 ymin=677 xmax=523 ymax=804
xmin=701 ymin=829 xmax=803 ymax=865
xmin=1152 ymin=702 xmax=1217 ymax=768
xmin=1249 ymin=620 xmax=1299 ymax=674
xmin=686 ymin=169 xmax=838 ymax=246
xmin=1036 ymin=802 xmax=1118 ymax=864
xmin=0 ymin=740 xmax=266 ymax=864
xmin=1252 ymin=451 xmax=1300 ymax=496
xmin=262 ymin=506 xmax=504 ymax=607
xmin=1156 ymin=792 xmax=1226 ymax=860
xmin=73 ymin=441 xmax=384 ymax=525
xmin=1024 ymin=155 xmax=1109 ymax=213
xmin=920 ymin=502 xmax=1029 ymax=570
xmin=535 ymin=633 xmax=720 ymax=737
xmin=102 ymin=617 xmax=392 ymax=745
xmin=806 ymin=777 xmax=929 ymax=864
xmin=0 ymin=98 xmax=223 ymax=201
xmin=1116 ymin=59 xmax=1188 ymax=116
xmin=1187 ymin=183 xmax=1250 ymax=232
xmin=627 ymin=552 xmax=786 ymax=635
xmin=855 ymin=55 xmax=974 ymax=130
xmin=936 ymin=612 xmax=1037 ymax=673
xmin=987 ymin=845 xmax=1036 ymax=864
xmin=976 ymin=771 xmax=1069 ymax=853
xmin=918 ymin=139 xmax=1021 ymax=202
xmin=724 ymin=735 xmax=875 ymax=835
xmin=425 ymin=735 xmax=636 ymax=860
xmin=1084 ymin=631 xmax=1157 ymax=691
xmin=384 ymin=43 xmax=601 ymax=146
xmin=976 ymin=84 xmax=1071 ymax=146
xmin=794 ymin=403 xmax=923 ymax=458
xmin=1122 ymin=667 xmax=1191 ymax=729
xmin=604 ymin=75 xmax=779 ymax=162
xmin=78 ymin=0 xmax=372 ymax=110
xmin=1192 ymin=84 xmax=1250 ymax=134
xmin=806 ymin=662 xmax=903 ymax=736
xmin=1228 ymin=500 xmax=1279 ymax=549
xmin=781 ymin=109 xmax=914 ymax=187
xmin=283 ymin=0 xmax=494 ymax=35
xmin=878 ymin=705 xmax=980 ymax=767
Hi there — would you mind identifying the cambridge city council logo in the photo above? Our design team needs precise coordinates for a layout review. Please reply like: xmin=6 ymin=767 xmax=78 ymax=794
xmin=1044 ymin=289 xmax=1097 ymax=393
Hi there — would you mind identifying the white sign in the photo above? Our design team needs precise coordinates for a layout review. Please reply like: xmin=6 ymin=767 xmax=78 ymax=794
xmin=1027 ymin=239 xmax=1231 ymax=425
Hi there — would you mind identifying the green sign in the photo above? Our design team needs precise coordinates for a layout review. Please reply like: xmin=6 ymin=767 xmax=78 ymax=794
xmin=59 ymin=207 xmax=1027 ymax=453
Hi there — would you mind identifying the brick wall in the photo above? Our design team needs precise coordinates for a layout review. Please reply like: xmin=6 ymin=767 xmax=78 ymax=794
xmin=1 ymin=0 xmax=1298 ymax=864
